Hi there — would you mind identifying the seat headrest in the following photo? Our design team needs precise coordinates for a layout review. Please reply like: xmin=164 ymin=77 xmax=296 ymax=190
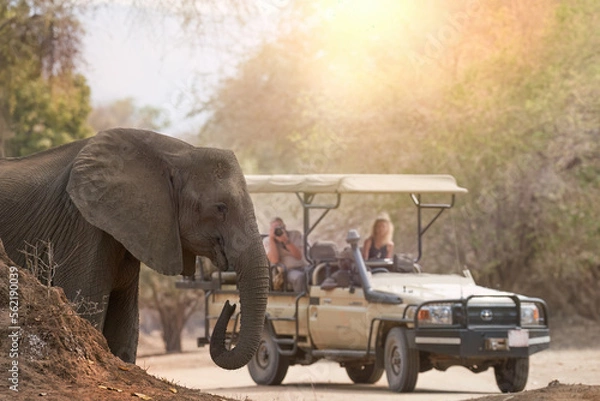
xmin=309 ymin=241 xmax=339 ymax=261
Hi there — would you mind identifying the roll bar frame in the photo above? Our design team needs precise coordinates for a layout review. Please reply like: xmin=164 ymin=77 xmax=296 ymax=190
xmin=292 ymin=191 xmax=456 ymax=264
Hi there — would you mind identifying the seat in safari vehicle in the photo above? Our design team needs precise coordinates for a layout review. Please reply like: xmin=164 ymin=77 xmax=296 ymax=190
xmin=309 ymin=241 xmax=339 ymax=286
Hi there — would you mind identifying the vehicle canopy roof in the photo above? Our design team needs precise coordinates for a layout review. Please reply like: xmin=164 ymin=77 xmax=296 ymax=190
xmin=244 ymin=174 xmax=468 ymax=195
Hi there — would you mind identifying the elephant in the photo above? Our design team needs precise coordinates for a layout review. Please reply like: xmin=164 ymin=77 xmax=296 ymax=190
xmin=0 ymin=128 xmax=269 ymax=370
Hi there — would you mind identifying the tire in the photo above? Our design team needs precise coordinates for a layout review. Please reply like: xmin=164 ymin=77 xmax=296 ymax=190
xmin=384 ymin=327 xmax=419 ymax=392
xmin=345 ymin=363 xmax=384 ymax=384
xmin=494 ymin=357 xmax=529 ymax=393
xmin=247 ymin=329 xmax=289 ymax=385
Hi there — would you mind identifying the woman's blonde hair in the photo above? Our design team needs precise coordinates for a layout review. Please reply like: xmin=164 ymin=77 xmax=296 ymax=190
xmin=370 ymin=213 xmax=394 ymax=244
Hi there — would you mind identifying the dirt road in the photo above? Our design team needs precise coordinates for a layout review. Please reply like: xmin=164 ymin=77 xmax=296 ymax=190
xmin=137 ymin=346 xmax=600 ymax=401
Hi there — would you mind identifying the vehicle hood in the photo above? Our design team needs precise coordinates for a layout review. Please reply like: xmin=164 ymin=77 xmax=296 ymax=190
xmin=370 ymin=272 xmax=514 ymax=303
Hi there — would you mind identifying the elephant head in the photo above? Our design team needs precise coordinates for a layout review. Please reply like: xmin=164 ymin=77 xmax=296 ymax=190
xmin=66 ymin=128 xmax=269 ymax=370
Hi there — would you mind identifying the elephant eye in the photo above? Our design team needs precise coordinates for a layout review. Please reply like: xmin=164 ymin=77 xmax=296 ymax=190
xmin=215 ymin=202 xmax=228 ymax=216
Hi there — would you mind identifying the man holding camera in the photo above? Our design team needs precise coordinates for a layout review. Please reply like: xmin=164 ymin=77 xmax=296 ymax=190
xmin=265 ymin=217 xmax=308 ymax=292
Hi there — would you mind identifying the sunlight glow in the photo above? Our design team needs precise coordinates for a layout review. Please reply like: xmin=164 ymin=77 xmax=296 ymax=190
xmin=311 ymin=0 xmax=437 ymax=100
xmin=320 ymin=0 xmax=421 ymax=47
xmin=326 ymin=0 xmax=420 ymax=33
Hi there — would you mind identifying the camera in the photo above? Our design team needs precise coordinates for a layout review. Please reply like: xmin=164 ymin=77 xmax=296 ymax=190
xmin=274 ymin=227 xmax=284 ymax=237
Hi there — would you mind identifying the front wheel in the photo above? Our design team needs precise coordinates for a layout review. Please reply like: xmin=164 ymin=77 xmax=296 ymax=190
xmin=384 ymin=327 xmax=419 ymax=392
xmin=247 ymin=329 xmax=289 ymax=385
xmin=345 ymin=363 xmax=384 ymax=384
xmin=494 ymin=357 xmax=529 ymax=393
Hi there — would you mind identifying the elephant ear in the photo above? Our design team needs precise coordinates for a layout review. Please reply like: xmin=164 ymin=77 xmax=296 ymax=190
xmin=67 ymin=129 xmax=184 ymax=275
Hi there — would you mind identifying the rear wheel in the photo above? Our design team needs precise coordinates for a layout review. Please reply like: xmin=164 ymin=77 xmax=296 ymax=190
xmin=247 ymin=329 xmax=289 ymax=385
xmin=384 ymin=327 xmax=419 ymax=392
xmin=345 ymin=363 xmax=384 ymax=384
xmin=494 ymin=357 xmax=529 ymax=393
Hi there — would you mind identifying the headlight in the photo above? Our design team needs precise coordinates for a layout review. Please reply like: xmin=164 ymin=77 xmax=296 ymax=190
xmin=418 ymin=303 xmax=454 ymax=326
xmin=521 ymin=302 xmax=543 ymax=326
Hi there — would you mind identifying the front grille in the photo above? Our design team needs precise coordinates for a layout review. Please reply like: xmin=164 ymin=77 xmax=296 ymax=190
xmin=467 ymin=306 xmax=518 ymax=326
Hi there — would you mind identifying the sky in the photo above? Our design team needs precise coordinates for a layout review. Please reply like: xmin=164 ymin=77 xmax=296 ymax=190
xmin=80 ymin=1 xmax=294 ymax=135
xmin=80 ymin=4 xmax=212 ymax=134
xmin=78 ymin=0 xmax=451 ymax=135
xmin=80 ymin=2 xmax=283 ymax=135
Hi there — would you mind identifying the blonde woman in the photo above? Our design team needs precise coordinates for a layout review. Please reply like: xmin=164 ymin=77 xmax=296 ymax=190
xmin=362 ymin=214 xmax=394 ymax=260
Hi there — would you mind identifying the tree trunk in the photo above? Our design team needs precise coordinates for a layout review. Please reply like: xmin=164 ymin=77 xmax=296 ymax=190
xmin=0 ymin=112 xmax=9 ymax=157
xmin=160 ymin=308 xmax=184 ymax=353
xmin=149 ymin=279 xmax=199 ymax=354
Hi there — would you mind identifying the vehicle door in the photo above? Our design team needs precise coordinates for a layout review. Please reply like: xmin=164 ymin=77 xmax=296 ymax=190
xmin=308 ymin=286 xmax=370 ymax=350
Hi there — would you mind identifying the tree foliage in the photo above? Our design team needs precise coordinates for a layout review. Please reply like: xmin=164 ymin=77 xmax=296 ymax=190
xmin=0 ymin=0 xmax=92 ymax=157
xmin=88 ymin=97 xmax=171 ymax=133
xmin=197 ymin=0 xmax=600 ymax=319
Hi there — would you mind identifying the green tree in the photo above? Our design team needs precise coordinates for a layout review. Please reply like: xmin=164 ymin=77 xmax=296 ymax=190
xmin=0 ymin=0 xmax=92 ymax=157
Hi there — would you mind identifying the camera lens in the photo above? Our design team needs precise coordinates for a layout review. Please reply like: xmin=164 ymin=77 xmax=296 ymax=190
xmin=274 ymin=227 xmax=283 ymax=236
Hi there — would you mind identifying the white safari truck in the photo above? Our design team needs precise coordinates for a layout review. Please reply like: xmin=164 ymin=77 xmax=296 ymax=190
xmin=177 ymin=174 xmax=550 ymax=393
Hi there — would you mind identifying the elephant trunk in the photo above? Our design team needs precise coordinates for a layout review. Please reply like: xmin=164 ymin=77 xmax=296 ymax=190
xmin=209 ymin=240 xmax=269 ymax=370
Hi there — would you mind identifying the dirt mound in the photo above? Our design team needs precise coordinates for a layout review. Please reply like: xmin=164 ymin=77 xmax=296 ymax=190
xmin=0 ymin=240 xmax=232 ymax=400
xmin=469 ymin=381 xmax=600 ymax=401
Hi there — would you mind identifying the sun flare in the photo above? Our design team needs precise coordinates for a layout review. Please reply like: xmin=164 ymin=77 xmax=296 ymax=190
xmin=310 ymin=0 xmax=438 ymax=99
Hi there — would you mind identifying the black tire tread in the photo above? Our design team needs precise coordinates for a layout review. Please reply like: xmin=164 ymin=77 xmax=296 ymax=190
xmin=345 ymin=364 xmax=385 ymax=384
xmin=247 ymin=329 xmax=290 ymax=385
xmin=384 ymin=327 xmax=419 ymax=392
xmin=495 ymin=357 xmax=529 ymax=393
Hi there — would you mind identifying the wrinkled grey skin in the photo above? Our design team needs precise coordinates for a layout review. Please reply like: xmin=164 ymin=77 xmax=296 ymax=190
xmin=0 ymin=128 xmax=269 ymax=369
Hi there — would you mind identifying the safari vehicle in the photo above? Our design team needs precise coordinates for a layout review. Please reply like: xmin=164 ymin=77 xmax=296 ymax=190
xmin=177 ymin=174 xmax=550 ymax=393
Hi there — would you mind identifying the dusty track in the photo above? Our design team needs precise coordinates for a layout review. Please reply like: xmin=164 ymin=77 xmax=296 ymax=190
xmin=137 ymin=342 xmax=600 ymax=401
